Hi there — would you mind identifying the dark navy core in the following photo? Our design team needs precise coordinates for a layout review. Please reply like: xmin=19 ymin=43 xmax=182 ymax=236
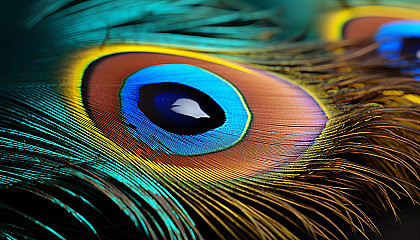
xmin=401 ymin=37 xmax=420 ymax=58
xmin=138 ymin=83 xmax=226 ymax=135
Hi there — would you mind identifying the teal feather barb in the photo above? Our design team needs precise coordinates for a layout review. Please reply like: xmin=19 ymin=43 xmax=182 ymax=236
xmin=1 ymin=0 xmax=420 ymax=239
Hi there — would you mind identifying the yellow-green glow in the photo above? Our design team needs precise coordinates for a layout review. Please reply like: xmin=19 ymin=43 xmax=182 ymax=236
xmin=320 ymin=6 xmax=420 ymax=41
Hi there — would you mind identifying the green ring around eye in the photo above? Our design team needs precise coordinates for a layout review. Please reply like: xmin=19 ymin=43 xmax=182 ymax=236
xmin=120 ymin=64 xmax=251 ymax=155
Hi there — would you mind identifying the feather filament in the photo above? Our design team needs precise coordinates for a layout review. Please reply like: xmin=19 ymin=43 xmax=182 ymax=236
xmin=1 ymin=1 xmax=420 ymax=239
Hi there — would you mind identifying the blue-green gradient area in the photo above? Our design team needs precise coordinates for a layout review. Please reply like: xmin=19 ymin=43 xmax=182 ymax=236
xmin=120 ymin=64 xmax=251 ymax=155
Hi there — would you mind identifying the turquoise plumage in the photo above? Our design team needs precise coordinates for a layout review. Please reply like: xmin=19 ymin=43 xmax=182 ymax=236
xmin=1 ymin=0 xmax=420 ymax=239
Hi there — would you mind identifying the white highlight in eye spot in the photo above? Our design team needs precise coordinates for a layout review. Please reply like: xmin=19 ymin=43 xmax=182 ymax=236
xmin=416 ymin=49 xmax=420 ymax=59
xmin=170 ymin=98 xmax=210 ymax=119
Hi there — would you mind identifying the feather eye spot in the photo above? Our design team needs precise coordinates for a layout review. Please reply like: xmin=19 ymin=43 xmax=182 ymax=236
xmin=77 ymin=46 xmax=326 ymax=179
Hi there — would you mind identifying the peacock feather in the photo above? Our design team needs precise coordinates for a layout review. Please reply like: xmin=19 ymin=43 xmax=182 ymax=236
xmin=1 ymin=0 xmax=419 ymax=239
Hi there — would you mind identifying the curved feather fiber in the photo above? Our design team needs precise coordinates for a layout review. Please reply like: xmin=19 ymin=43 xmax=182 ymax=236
xmin=1 ymin=0 xmax=420 ymax=239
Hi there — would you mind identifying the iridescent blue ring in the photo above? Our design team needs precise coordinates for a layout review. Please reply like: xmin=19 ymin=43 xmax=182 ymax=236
xmin=120 ymin=64 xmax=251 ymax=155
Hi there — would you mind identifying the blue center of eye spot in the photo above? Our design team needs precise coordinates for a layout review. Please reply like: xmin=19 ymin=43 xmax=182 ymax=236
xmin=375 ymin=20 xmax=420 ymax=79
xmin=120 ymin=64 xmax=251 ymax=155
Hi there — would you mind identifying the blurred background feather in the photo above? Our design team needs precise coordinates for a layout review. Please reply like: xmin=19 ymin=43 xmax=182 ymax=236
xmin=1 ymin=0 xmax=419 ymax=239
